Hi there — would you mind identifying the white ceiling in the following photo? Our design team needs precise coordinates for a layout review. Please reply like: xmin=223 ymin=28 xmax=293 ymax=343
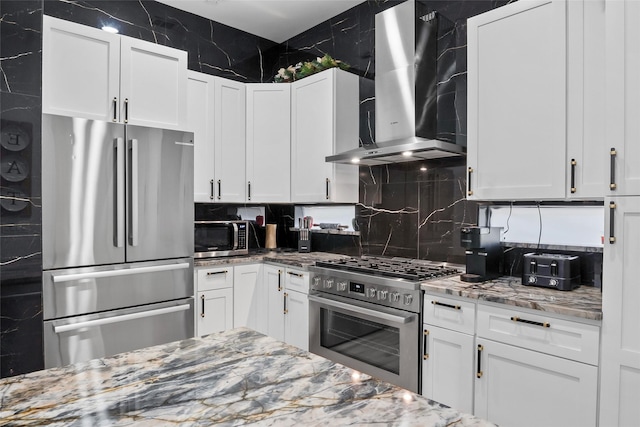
xmin=156 ymin=0 xmax=366 ymax=43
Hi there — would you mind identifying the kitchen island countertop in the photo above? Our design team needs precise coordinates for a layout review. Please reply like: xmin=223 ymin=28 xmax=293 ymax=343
xmin=421 ymin=275 xmax=602 ymax=321
xmin=0 ymin=328 xmax=495 ymax=427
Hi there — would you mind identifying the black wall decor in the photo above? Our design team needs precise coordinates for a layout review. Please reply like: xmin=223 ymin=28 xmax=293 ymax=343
xmin=0 ymin=0 xmax=508 ymax=376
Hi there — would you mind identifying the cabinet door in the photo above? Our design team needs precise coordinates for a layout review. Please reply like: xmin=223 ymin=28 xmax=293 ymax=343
xmin=263 ymin=265 xmax=284 ymax=342
xmin=214 ymin=77 xmax=246 ymax=202
xmin=42 ymin=16 xmax=120 ymax=121
xmin=188 ymin=71 xmax=216 ymax=203
xmin=284 ymin=290 xmax=309 ymax=351
xmin=600 ymin=196 xmax=640 ymax=427
xmin=467 ymin=0 xmax=567 ymax=200
xmin=291 ymin=71 xmax=334 ymax=202
xmin=120 ymin=36 xmax=187 ymax=130
xmin=246 ymin=84 xmax=290 ymax=203
xmin=606 ymin=0 xmax=640 ymax=196
xmin=233 ymin=264 xmax=263 ymax=332
xmin=475 ymin=339 xmax=598 ymax=427
xmin=421 ymin=325 xmax=474 ymax=414
xmin=196 ymin=288 xmax=233 ymax=337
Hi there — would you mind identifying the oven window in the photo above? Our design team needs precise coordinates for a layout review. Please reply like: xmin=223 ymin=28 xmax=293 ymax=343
xmin=194 ymin=225 xmax=233 ymax=252
xmin=320 ymin=308 xmax=400 ymax=374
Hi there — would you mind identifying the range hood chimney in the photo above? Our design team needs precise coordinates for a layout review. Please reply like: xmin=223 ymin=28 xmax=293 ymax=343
xmin=327 ymin=0 xmax=465 ymax=166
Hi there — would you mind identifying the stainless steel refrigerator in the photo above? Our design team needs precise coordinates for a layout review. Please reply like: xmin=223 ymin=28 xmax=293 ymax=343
xmin=41 ymin=114 xmax=194 ymax=368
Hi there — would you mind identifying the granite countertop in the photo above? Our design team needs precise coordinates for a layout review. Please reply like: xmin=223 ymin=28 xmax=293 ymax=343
xmin=421 ymin=275 xmax=602 ymax=321
xmin=0 ymin=328 xmax=495 ymax=427
xmin=194 ymin=250 xmax=351 ymax=269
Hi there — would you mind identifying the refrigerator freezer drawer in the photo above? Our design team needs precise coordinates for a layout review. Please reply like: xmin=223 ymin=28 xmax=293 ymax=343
xmin=43 ymin=258 xmax=193 ymax=319
xmin=44 ymin=297 xmax=194 ymax=368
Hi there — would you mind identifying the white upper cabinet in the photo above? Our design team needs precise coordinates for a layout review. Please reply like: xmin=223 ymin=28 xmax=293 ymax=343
xmin=606 ymin=0 xmax=640 ymax=196
xmin=214 ymin=78 xmax=246 ymax=202
xmin=291 ymin=69 xmax=359 ymax=203
xmin=246 ymin=84 xmax=291 ymax=203
xmin=43 ymin=15 xmax=188 ymax=130
xmin=188 ymin=71 xmax=216 ymax=203
xmin=43 ymin=15 xmax=120 ymax=122
xmin=467 ymin=0 xmax=605 ymax=201
xmin=119 ymin=37 xmax=187 ymax=130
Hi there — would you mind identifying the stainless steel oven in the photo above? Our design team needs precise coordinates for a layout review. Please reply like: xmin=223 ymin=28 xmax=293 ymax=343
xmin=309 ymin=291 xmax=421 ymax=392
xmin=308 ymin=257 xmax=461 ymax=393
xmin=194 ymin=220 xmax=248 ymax=258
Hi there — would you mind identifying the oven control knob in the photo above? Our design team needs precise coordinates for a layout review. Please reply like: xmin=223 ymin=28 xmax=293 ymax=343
xmin=378 ymin=290 xmax=388 ymax=300
xmin=403 ymin=294 xmax=414 ymax=305
xmin=367 ymin=288 xmax=377 ymax=298
xmin=312 ymin=276 xmax=322 ymax=289
xmin=390 ymin=292 xmax=400 ymax=302
xmin=337 ymin=281 xmax=348 ymax=292
xmin=324 ymin=279 xmax=334 ymax=289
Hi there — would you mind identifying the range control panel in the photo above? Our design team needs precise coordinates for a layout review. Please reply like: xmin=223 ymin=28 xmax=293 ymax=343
xmin=309 ymin=273 xmax=421 ymax=313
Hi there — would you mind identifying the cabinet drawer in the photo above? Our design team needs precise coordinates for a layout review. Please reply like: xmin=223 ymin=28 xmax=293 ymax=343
xmin=477 ymin=304 xmax=600 ymax=365
xmin=424 ymin=294 xmax=476 ymax=335
xmin=195 ymin=267 xmax=233 ymax=292
xmin=284 ymin=268 xmax=309 ymax=294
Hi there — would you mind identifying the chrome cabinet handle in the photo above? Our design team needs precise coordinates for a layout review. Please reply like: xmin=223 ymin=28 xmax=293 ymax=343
xmin=124 ymin=98 xmax=129 ymax=123
xmin=423 ymin=329 xmax=429 ymax=360
xmin=431 ymin=300 xmax=461 ymax=310
xmin=570 ymin=159 xmax=577 ymax=193
xmin=201 ymin=295 xmax=205 ymax=318
xmin=210 ymin=179 xmax=214 ymax=200
xmin=112 ymin=97 xmax=118 ymax=122
xmin=610 ymin=148 xmax=617 ymax=190
xmin=477 ymin=344 xmax=483 ymax=378
xmin=510 ymin=316 xmax=550 ymax=328
xmin=609 ymin=202 xmax=616 ymax=244
xmin=467 ymin=167 xmax=474 ymax=196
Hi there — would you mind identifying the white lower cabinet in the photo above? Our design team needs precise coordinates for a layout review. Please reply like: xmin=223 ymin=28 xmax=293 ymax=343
xmin=233 ymin=264 xmax=264 ymax=334
xmin=263 ymin=264 xmax=310 ymax=350
xmin=196 ymin=288 xmax=233 ymax=337
xmin=474 ymin=304 xmax=599 ymax=427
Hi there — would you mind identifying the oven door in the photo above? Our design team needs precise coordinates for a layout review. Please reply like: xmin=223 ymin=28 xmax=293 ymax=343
xmin=194 ymin=221 xmax=238 ymax=257
xmin=308 ymin=292 xmax=421 ymax=393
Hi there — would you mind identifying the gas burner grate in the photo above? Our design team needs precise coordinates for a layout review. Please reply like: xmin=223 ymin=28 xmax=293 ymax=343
xmin=316 ymin=256 xmax=461 ymax=282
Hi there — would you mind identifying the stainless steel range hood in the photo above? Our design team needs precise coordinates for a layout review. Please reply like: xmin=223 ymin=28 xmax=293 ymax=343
xmin=327 ymin=0 xmax=465 ymax=166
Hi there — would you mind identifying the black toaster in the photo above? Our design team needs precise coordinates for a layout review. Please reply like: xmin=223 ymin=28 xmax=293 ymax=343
xmin=522 ymin=253 xmax=581 ymax=291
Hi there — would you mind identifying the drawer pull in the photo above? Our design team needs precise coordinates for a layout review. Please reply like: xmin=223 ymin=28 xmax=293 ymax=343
xmin=423 ymin=329 xmax=429 ymax=360
xmin=510 ymin=316 xmax=550 ymax=328
xmin=431 ymin=300 xmax=461 ymax=310
xmin=476 ymin=344 xmax=483 ymax=378
xmin=206 ymin=270 xmax=228 ymax=276
xmin=288 ymin=272 xmax=304 ymax=278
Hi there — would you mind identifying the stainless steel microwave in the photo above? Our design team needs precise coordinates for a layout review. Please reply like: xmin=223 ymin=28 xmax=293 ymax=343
xmin=194 ymin=220 xmax=249 ymax=258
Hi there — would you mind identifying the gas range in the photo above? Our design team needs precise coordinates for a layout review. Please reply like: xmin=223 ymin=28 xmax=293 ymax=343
xmin=309 ymin=256 xmax=461 ymax=313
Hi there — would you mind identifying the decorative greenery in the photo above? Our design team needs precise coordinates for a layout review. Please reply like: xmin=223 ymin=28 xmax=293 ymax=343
xmin=273 ymin=54 xmax=350 ymax=83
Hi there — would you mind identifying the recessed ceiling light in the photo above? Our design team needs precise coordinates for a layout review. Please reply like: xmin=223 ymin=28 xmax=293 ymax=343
xmin=102 ymin=25 xmax=119 ymax=34
xmin=420 ymin=166 xmax=427 ymax=171
xmin=402 ymin=151 xmax=413 ymax=157
xmin=351 ymin=157 xmax=361 ymax=164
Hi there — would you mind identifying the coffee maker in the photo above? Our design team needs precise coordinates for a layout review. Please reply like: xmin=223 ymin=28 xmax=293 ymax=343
xmin=460 ymin=226 xmax=502 ymax=283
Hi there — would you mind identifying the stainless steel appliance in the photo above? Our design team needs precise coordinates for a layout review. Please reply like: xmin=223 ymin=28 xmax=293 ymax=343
xmin=194 ymin=220 xmax=249 ymax=258
xmin=41 ymin=114 xmax=194 ymax=368
xmin=523 ymin=253 xmax=581 ymax=291
xmin=460 ymin=226 xmax=502 ymax=283
xmin=309 ymin=256 xmax=461 ymax=393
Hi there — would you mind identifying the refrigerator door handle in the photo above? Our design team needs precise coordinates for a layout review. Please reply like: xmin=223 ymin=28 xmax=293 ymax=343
xmin=129 ymin=138 xmax=139 ymax=246
xmin=53 ymin=303 xmax=191 ymax=334
xmin=51 ymin=262 xmax=191 ymax=283
xmin=115 ymin=137 xmax=125 ymax=248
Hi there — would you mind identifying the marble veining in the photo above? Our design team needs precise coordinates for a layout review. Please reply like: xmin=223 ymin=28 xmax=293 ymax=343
xmin=194 ymin=251 xmax=350 ymax=269
xmin=422 ymin=276 xmax=602 ymax=321
xmin=0 ymin=328 xmax=496 ymax=426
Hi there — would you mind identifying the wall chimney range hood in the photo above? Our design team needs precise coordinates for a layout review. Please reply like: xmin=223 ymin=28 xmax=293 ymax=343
xmin=327 ymin=0 xmax=465 ymax=166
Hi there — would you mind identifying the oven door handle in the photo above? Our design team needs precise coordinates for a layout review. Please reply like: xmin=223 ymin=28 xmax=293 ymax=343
xmin=308 ymin=294 xmax=414 ymax=325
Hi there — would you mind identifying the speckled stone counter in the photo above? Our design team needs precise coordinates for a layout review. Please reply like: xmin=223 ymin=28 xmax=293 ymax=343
xmin=194 ymin=250 xmax=350 ymax=269
xmin=421 ymin=275 xmax=602 ymax=321
xmin=0 ymin=328 xmax=495 ymax=427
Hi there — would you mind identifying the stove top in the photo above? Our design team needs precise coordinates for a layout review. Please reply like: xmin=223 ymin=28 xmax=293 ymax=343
xmin=315 ymin=256 xmax=461 ymax=282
